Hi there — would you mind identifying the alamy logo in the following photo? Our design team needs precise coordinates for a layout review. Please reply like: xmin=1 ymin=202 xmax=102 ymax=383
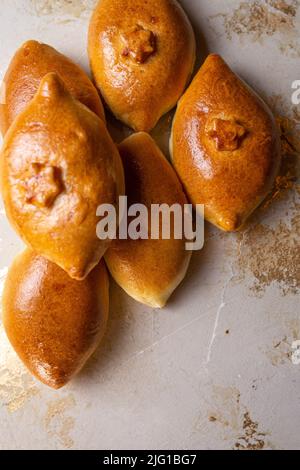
xmin=96 ymin=197 xmax=204 ymax=251
xmin=291 ymin=80 xmax=300 ymax=105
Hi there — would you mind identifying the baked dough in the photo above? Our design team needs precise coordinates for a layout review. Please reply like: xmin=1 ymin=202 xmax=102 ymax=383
xmin=2 ymin=250 xmax=109 ymax=389
xmin=88 ymin=0 xmax=195 ymax=132
xmin=170 ymin=54 xmax=281 ymax=231
xmin=0 ymin=40 xmax=105 ymax=136
xmin=105 ymin=132 xmax=191 ymax=308
xmin=0 ymin=73 xmax=124 ymax=280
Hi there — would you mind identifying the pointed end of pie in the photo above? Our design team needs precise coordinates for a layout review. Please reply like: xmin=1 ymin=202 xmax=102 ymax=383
xmin=30 ymin=363 xmax=73 ymax=390
xmin=40 ymin=374 xmax=70 ymax=390
xmin=38 ymin=72 xmax=67 ymax=100
xmin=202 ymin=54 xmax=229 ymax=75
xmin=20 ymin=39 xmax=41 ymax=55
xmin=209 ymin=211 xmax=243 ymax=232
xmin=205 ymin=53 xmax=224 ymax=65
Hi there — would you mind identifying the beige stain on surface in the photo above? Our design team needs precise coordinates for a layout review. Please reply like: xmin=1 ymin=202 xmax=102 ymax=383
xmin=265 ymin=336 xmax=293 ymax=366
xmin=28 ymin=0 xmax=97 ymax=20
xmin=44 ymin=394 xmax=76 ymax=449
xmin=210 ymin=0 xmax=300 ymax=56
xmin=207 ymin=386 xmax=242 ymax=431
xmin=234 ymin=412 xmax=268 ymax=450
xmin=0 ymin=325 xmax=39 ymax=413
xmin=231 ymin=91 xmax=300 ymax=297
xmin=207 ymin=385 xmax=272 ymax=450
xmin=267 ymin=319 xmax=300 ymax=366
xmin=263 ymin=98 xmax=300 ymax=209
xmin=236 ymin=209 xmax=300 ymax=296
xmin=268 ymin=94 xmax=300 ymax=153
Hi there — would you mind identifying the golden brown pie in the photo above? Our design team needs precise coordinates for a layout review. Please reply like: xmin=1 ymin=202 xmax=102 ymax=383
xmin=2 ymin=249 xmax=109 ymax=389
xmin=0 ymin=73 xmax=124 ymax=280
xmin=88 ymin=0 xmax=195 ymax=132
xmin=0 ymin=40 xmax=105 ymax=136
xmin=170 ymin=54 xmax=281 ymax=231
xmin=105 ymin=132 xmax=191 ymax=308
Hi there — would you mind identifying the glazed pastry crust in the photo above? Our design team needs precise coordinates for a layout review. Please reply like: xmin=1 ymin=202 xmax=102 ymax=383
xmin=105 ymin=132 xmax=191 ymax=308
xmin=0 ymin=40 xmax=105 ymax=136
xmin=170 ymin=54 xmax=281 ymax=231
xmin=88 ymin=0 xmax=195 ymax=132
xmin=0 ymin=73 xmax=124 ymax=280
xmin=2 ymin=250 xmax=109 ymax=389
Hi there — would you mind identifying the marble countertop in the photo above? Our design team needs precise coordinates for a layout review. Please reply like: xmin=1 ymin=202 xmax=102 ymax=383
xmin=0 ymin=0 xmax=299 ymax=450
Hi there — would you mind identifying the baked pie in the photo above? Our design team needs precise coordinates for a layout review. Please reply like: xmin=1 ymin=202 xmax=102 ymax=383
xmin=88 ymin=0 xmax=195 ymax=132
xmin=0 ymin=73 xmax=124 ymax=279
xmin=105 ymin=132 xmax=191 ymax=308
xmin=2 ymin=250 xmax=109 ymax=389
xmin=170 ymin=54 xmax=281 ymax=231
xmin=0 ymin=40 xmax=105 ymax=136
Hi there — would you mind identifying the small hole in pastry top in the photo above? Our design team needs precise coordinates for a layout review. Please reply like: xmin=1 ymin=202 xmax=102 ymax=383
xmin=121 ymin=25 xmax=157 ymax=64
xmin=206 ymin=118 xmax=248 ymax=152
xmin=25 ymin=163 xmax=64 ymax=209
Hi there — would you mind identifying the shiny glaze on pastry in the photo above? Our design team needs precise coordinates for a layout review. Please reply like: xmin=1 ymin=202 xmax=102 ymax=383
xmin=105 ymin=132 xmax=191 ymax=308
xmin=170 ymin=54 xmax=281 ymax=232
xmin=0 ymin=73 xmax=125 ymax=280
xmin=0 ymin=40 xmax=105 ymax=136
xmin=88 ymin=0 xmax=195 ymax=132
xmin=2 ymin=250 xmax=109 ymax=389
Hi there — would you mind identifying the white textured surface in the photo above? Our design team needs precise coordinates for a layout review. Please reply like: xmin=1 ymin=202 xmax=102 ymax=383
xmin=0 ymin=0 xmax=299 ymax=450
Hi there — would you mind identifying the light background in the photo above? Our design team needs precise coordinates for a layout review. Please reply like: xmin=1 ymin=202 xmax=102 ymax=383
xmin=0 ymin=0 xmax=299 ymax=450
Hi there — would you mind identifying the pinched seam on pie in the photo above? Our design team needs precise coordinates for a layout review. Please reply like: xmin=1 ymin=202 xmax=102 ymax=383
xmin=23 ymin=162 xmax=64 ymax=209
xmin=206 ymin=118 xmax=247 ymax=151
xmin=121 ymin=25 xmax=157 ymax=64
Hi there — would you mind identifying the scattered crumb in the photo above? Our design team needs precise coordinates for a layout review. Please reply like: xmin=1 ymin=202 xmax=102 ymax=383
xmin=261 ymin=96 xmax=300 ymax=210
xmin=234 ymin=93 xmax=300 ymax=297
xmin=44 ymin=395 xmax=76 ymax=449
xmin=27 ymin=0 xmax=97 ymax=20
xmin=206 ymin=386 xmax=273 ymax=449
xmin=236 ymin=211 xmax=300 ymax=296
xmin=0 ymin=325 xmax=39 ymax=413
xmin=234 ymin=412 xmax=267 ymax=450
xmin=265 ymin=324 xmax=300 ymax=366
xmin=210 ymin=0 xmax=300 ymax=56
